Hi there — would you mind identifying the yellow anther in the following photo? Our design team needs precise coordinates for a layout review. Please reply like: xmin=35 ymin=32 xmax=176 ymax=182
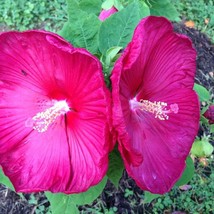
xmin=139 ymin=100 xmax=169 ymax=120
xmin=25 ymin=100 xmax=70 ymax=132
xmin=130 ymin=98 xmax=179 ymax=120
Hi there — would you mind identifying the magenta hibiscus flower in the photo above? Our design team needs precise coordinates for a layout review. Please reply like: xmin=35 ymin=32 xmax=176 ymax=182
xmin=203 ymin=105 xmax=214 ymax=124
xmin=111 ymin=16 xmax=200 ymax=194
xmin=99 ymin=6 xmax=118 ymax=21
xmin=0 ymin=31 xmax=111 ymax=193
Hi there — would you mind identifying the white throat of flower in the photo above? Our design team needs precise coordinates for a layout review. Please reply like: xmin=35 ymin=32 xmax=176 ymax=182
xmin=130 ymin=98 xmax=179 ymax=120
xmin=25 ymin=100 xmax=70 ymax=132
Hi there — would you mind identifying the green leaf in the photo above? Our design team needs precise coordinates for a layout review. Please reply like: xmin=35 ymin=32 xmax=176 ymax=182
xmin=67 ymin=0 xmax=102 ymax=16
xmin=201 ymin=106 xmax=209 ymax=114
xmin=46 ymin=176 xmax=107 ymax=213
xmin=191 ymin=138 xmax=214 ymax=157
xmin=66 ymin=0 xmax=80 ymax=20
xmin=175 ymin=156 xmax=194 ymax=186
xmin=79 ymin=0 xmax=102 ymax=15
xmin=59 ymin=0 xmax=101 ymax=54
xmin=194 ymin=83 xmax=211 ymax=102
xmin=100 ymin=46 xmax=122 ymax=86
xmin=139 ymin=1 xmax=150 ymax=18
xmin=45 ymin=193 xmax=79 ymax=214
xmin=200 ymin=115 xmax=209 ymax=126
xmin=210 ymin=124 xmax=214 ymax=133
xmin=144 ymin=191 xmax=161 ymax=203
xmin=99 ymin=2 xmax=141 ymax=54
xmin=107 ymin=147 xmax=124 ymax=188
xmin=0 ymin=169 xmax=15 ymax=191
xmin=146 ymin=0 xmax=180 ymax=21
xmin=114 ymin=0 xmax=124 ymax=11
xmin=102 ymin=0 xmax=114 ymax=10
xmin=105 ymin=46 xmax=122 ymax=66
xmin=70 ymin=176 xmax=107 ymax=205
xmin=102 ymin=0 xmax=123 ymax=10
xmin=66 ymin=0 xmax=101 ymax=16
xmin=59 ymin=12 xmax=101 ymax=54
xmin=209 ymin=14 xmax=214 ymax=25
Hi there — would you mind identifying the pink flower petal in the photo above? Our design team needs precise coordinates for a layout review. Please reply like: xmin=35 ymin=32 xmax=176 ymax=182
xmin=0 ymin=31 xmax=111 ymax=193
xmin=118 ymin=16 xmax=196 ymax=99
xmin=0 ymin=118 xmax=109 ymax=193
xmin=99 ymin=7 xmax=118 ymax=21
xmin=0 ymin=124 xmax=72 ymax=192
xmin=111 ymin=16 xmax=200 ymax=194
xmin=125 ymin=89 xmax=199 ymax=193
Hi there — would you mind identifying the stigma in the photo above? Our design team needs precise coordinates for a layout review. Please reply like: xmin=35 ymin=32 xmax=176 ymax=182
xmin=25 ymin=100 xmax=70 ymax=132
xmin=130 ymin=98 xmax=179 ymax=120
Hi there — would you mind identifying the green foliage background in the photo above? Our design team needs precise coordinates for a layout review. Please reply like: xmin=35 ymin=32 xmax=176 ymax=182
xmin=1 ymin=0 xmax=214 ymax=42
xmin=0 ymin=0 xmax=67 ymax=31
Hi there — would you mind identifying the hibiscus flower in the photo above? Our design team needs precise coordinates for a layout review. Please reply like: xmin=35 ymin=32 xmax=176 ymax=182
xmin=99 ymin=6 xmax=118 ymax=21
xmin=203 ymin=105 xmax=214 ymax=124
xmin=0 ymin=31 xmax=111 ymax=193
xmin=111 ymin=16 xmax=200 ymax=194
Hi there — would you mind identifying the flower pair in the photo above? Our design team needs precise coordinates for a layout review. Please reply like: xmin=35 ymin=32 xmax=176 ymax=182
xmin=0 ymin=16 xmax=200 ymax=194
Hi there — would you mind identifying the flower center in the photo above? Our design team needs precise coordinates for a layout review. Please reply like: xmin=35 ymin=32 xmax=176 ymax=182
xmin=25 ymin=100 xmax=70 ymax=132
xmin=130 ymin=98 xmax=179 ymax=120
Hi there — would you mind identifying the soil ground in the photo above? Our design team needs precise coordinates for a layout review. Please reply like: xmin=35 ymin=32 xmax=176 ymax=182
xmin=0 ymin=23 xmax=213 ymax=214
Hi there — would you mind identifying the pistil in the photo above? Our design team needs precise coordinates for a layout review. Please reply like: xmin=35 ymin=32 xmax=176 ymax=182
xmin=25 ymin=100 xmax=70 ymax=132
xmin=130 ymin=98 xmax=179 ymax=120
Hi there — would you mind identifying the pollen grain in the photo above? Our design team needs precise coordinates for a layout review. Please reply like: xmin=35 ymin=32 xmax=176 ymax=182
xmin=25 ymin=100 xmax=70 ymax=132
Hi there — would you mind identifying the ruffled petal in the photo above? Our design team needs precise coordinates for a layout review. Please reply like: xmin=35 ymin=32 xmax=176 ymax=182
xmin=49 ymin=47 xmax=114 ymax=152
xmin=111 ymin=61 xmax=143 ymax=166
xmin=124 ymin=89 xmax=199 ymax=194
xmin=0 ymin=123 xmax=72 ymax=193
xmin=64 ymin=117 xmax=109 ymax=192
xmin=111 ymin=16 xmax=200 ymax=194
xmin=0 ymin=115 xmax=109 ymax=193
xmin=0 ymin=30 xmax=75 ymax=153
xmin=0 ymin=83 xmax=47 ymax=154
xmin=0 ymin=31 xmax=74 ymax=92
xmin=0 ymin=31 xmax=111 ymax=193
xmin=118 ymin=16 xmax=196 ymax=99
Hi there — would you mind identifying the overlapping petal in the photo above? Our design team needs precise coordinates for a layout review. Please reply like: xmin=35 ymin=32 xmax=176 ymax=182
xmin=0 ymin=31 xmax=111 ymax=193
xmin=111 ymin=16 xmax=200 ymax=194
